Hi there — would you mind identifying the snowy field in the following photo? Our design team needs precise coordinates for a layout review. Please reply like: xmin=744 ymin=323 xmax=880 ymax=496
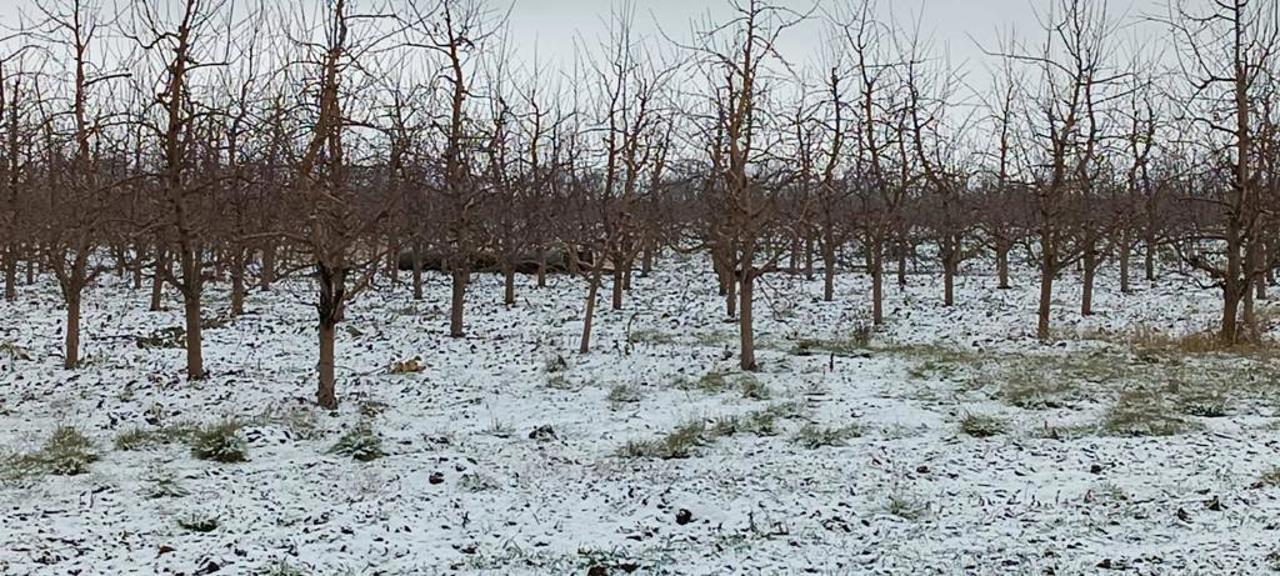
xmin=3 ymin=259 xmax=1280 ymax=575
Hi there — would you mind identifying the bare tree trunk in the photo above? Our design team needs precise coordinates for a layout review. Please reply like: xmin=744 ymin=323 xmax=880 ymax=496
xmin=212 ymin=249 xmax=226 ymax=283
xmin=1081 ymin=239 xmax=1097 ymax=316
xmin=411 ymin=243 xmax=423 ymax=301
xmin=64 ymin=292 xmax=81 ymax=369
xmin=449 ymin=267 xmax=466 ymax=338
xmin=714 ymin=251 xmax=729 ymax=296
xmin=387 ymin=240 xmax=399 ymax=285
xmin=3 ymin=245 xmax=15 ymax=301
xmin=943 ymin=254 xmax=956 ymax=307
xmin=804 ymin=236 xmax=815 ymax=280
xmin=822 ymin=240 xmax=836 ymax=302
xmin=1221 ymin=219 xmax=1246 ymax=344
xmin=870 ymin=237 xmax=884 ymax=325
xmin=260 ymin=241 xmax=276 ymax=291
xmin=996 ymin=240 xmax=1011 ymax=290
xmin=1222 ymin=282 xmax=1241 ymax=344
xmin=150 ymin=246 xmax=168 ymax=312
xmin=1119 ymin=241 xmax=1131 ymax=294
xmin=503 ymin=264 xmax=515 ymax=306
xmin=1144 ymin=233 xmax=1156 ymax=282
xmin=317 ymin=320 xmax=337 ymax=410
xmin=739 ymin=269 xmax=756 ymax=371
xmin=725 ymin=266 xmax=737 ymax=318
xmin=641 ymin=244 xmax=653 ymax=276
xmin=1038 ymin=232 xmax=1055 ymax=341
xmin=230 ymin=249 xmax=246 ymax=316
xmin=182 ymin=292 xmax=204 ymax=380
xmin=579 ymin=262 xmax=606 ymax=354
xmin=132 ymin=241 xmax=144 ymax=290
xmin=611 ymin=266 xmax=624 ymax=310
xmin=1243 ymin=276 xmax=1259 ymax=342
xmin=895 ymin=239 xmax=907 ymax=288
xmin=1256 ymin=241 xmax=1268 ymax=300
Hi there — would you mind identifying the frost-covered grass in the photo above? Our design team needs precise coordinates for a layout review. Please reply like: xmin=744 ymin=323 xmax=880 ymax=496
xmin=4 ymin=258 xmax=1280 ymax=574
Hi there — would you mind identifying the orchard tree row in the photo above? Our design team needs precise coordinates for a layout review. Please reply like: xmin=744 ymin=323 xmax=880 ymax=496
xmin=0 ymin=0 xmax=1278 ymax=407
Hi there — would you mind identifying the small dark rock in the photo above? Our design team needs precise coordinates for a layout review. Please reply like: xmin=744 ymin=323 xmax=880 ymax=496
xmin=675 ymin=508 xmax=693 ymax=525
xmin=429 ymin=472 xmax=445 ymax=485
xmin=587 ymin=565 xmax=609 ymax=576
xmin=1090 ymin=463 xmax=1103 ymax=474
xmin=529 ymin=425 xmax=557 ymax=442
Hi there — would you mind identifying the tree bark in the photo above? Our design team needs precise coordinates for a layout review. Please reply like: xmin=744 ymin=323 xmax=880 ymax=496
xmin=150 ymin=246 xmax=168 ymax=312
xmin=996 ymin=240 xmax=1011 ymax=290
xmin=804 ymin=236 xmax=815 ymax=280
xmin=317 ymin=320 xmax=337 ymax=409
xmin=611 ymin=266 xmax=624 ymax=310
xmin=260 ymin=241 xmax=276 ymax=291
xmin=3 ymin=245 xmax=15 ymax=301
xmin=230 ymin=248 xmax=246 ymax=316
xmin=411 ymin=243 xmax=423 ymax=301
xmin=64 ymin=292 xmax=81 ymax=369
xmin=1119 ymin=241 xmax=1131 ymax=294
xmin=641 ymin=244 xmax=653 ymax=276
xmin=579 ymin=261 xmax=606 ymax=354
xmin=739 ymin=269 xmax=756 ymax=371
xmin=503 ymin=264 xmax=515 ymax=306
xmin=449 ymin=267 xmax=466 ymax=338
xmin=822 ymin=240 xmax=836 ymax=302
xmin=943 ymin=253 xmax=956 ymax=307
xmin=1038 ymin=231 xmax=1056 ymax=341
xmin=183 ymin=292 xmax=204 ymax=380
xmin=896 ymin=239 xmax=907 ymax=288
xmin=871 ymin=237 xmax=884 ymax=325
xmin=1081 ymin=239 xmax=1097 ymax=316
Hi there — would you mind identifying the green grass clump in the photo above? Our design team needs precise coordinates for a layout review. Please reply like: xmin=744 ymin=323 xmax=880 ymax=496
xmin=35 ymin=426 xmax=99 ymax=476
xmin=4 ymin=426 xmax=99 ymax=479
xmin=791 ymin=423 xmax=860 ymax=449
xmin=177 ymin=512 xmax=219 ymax=533
xmin=618 ymin=419 xmax=708 ymax=460
xmin=190 ymin=420 xmax=249 ymax=463
xmin=959 ymin=413 xmax=1009 ymax=438
xmin=697 ymin=371 xmax=728 ymax=392
xmin=886 ymin=491 xmax=931 ymax=520
xmin=1102 ymin=390 xmax=1201 ymax=437
xmin=738 ymin=375 xmax=771 ymax=400
xmin=999 ymin=368 xmax=1080 ymax=410
xmin=607 ymin=384 xmax=645 ymax=406
xmin=330 ymin=421 xmax=385 ymax=462
xmin=114 ymin=423 xmax=198 ymax=451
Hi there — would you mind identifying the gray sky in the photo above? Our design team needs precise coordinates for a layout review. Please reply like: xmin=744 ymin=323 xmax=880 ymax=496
xmin=0 ymin=0 xmax=1166 ymax=103
xmin=504 ymin=0 xmax=1158 ymax=91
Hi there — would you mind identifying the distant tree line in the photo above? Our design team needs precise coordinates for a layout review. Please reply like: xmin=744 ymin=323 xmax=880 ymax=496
xmin=0 ymin=0 xmax=1277 ymax=407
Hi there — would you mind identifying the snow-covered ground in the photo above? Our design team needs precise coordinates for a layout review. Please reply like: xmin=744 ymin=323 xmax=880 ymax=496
xmin=3 ymin=258 xmax=1280 ymax=575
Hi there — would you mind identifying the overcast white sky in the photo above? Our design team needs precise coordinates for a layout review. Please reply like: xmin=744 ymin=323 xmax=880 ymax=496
xmin=0 ymin=0 xmax=1167 ymax=101
xmin=503 ymin=0 xmax=1159 ymax=89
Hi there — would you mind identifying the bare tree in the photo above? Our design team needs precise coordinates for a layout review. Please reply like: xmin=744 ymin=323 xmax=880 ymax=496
xmin=36 ymin=0 xmax=130 ymax=368
xmin=290 ymin=0 xmax=392 ymax=409
xmin=1165 ymin=0 xmax=1280 ymax=343
xmin=691 ymin=0 xmax=806 ymax=370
